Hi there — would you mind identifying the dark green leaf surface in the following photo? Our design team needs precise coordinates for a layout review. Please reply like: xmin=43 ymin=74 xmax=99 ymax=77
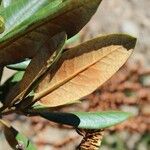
xmin=0 ymin=0 xmax=102 ymax=42
xmin=39 ymin=111 xmax=132 ymax=129
xmin=0 ymin=0 xmax=62 ymax=66
xmin=0 ymin=0 xmax=102 ymax=66
xmin=0 ymin=0 xmax=60 ymax=40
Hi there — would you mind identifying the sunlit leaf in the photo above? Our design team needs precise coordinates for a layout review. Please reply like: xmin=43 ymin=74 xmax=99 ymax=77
xmin=1 ymin=0 xmax=19 ymax=8
xmin=34 ymin=34 xmax=136 ymax=107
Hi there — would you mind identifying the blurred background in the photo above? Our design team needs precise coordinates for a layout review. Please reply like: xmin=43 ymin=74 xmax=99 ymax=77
xmin=0 ymin=0 xmax=150 ymax=149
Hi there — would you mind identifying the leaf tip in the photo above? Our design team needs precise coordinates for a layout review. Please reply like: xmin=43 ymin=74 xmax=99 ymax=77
xmin=119 ymin=34 xmax=137 ymax=50
xmin=127 ymin=35 xmax=137 ymax=49
xmin=115 ymin=111 xmax=133 ymax=123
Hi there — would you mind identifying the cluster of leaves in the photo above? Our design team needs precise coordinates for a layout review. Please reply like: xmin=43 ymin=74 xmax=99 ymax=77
xmin=0 ymin=0 xmax=136 ymax=149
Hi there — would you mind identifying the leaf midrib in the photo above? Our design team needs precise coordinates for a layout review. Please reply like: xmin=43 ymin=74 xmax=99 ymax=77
xmin=34 ymin=46 xmax=124 ymax=101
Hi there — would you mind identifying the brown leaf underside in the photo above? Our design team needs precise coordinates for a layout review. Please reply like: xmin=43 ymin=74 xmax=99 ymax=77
xmin=34 ymin=34 xmax=135 ymax=107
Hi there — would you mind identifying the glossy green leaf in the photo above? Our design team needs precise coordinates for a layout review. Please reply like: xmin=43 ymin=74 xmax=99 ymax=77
xmin=0 ymin=120 xmax=36 ymax=150
xmin=0 ymin=0 xmax=62 ymax=66
xmin=0 ymin=0 xmax=102 ymax=66
xmin=0 ymin=0 xmax=60 ymax=40
xmin=1 ymin=0 xmax=19 ymax=8
xmin=38 ymin=111 xmax=132 ymax=129
xmin=0 ymin=0 xmax=102 ymax=42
